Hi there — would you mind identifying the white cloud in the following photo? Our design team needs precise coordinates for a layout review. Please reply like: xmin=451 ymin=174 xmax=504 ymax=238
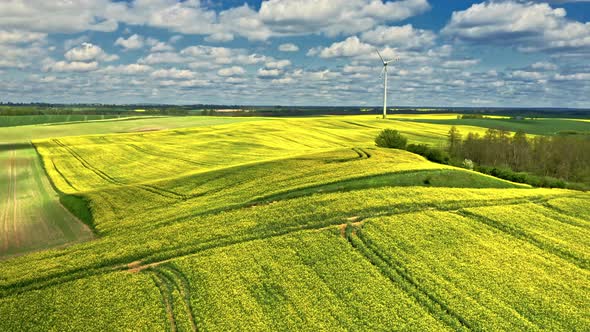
xmin=139 ymin=52 xmax=186 ymax=64
xmin=205 ymin=32 xmax=234 ymax=42
xmin=44 ymin=60 xmax=99 ymax=72
xmin=217 ymin=5 xmax=273 ymax=41
xmin=531 ymin=62 xmax=558 ymax=70
xmin=511 ymin=70 xmax=546 ymax=81
xmin=257 ymin=68 xmax=282 ymax=78
xmin=313 ymin=36 xmax=374 ymax=58
xmin=360 ymin=24 xmax=436 ymax=50
xmin=0 ymin=0 xmax=431 ymax=43
xmin=279 ymin=43 xmax=299 ymax=52
xmin=147 ymin=38 xmax=174 ymax=52
xmin=0 ymin=30 xmax=46 ymax=44
xmin=218 ymin=66 xmax=246 ymax=77
xmin=151 ymin=68 xmax=195 ymax=80
xmin=271 ymin=76 xmax=295 ymax=84
xmin=0 ymin=43 xmax=47 ymax=69
xmin=343 ymin=64 xmax=372 ymax=73
xmin=65 ymin=42 xmax=118 ymax=62
xmin=0 ymin=1 xmax=120 ymax=33
xmin=441 ymin=59 xmax=480 ymax=68
xmin=265 ymin=59 xmax=291 ymax=69
xmin=115 ymin=34 xmax=144 ymax=50
xmin=101 ymin=64 xmax=152 ymax=75
xmin=553 ymin=72 xmax=590 ymax=80
xmin=256 ymin=0 xmax=430 ymax=37
xmin=442 ymin=1 xmax=590 ymax=53
xmin=181 ymin=45 xmax=268 ymax=65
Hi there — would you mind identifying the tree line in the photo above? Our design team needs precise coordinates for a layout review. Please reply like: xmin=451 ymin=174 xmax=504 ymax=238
xmin=448 ymin=126 xmax=590 ymax=185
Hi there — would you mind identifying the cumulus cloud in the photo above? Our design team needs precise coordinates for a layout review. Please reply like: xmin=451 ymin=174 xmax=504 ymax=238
xmin=360 ymin=24 xmax=436 ymax=50
xmin=115 ymin=34 xmax=144 ymax=50
xmin=151 ymin=68 xmax=196 ymax=80
xmin=44 ymin=61 xmax=99 ymax=72
xmin=553 ymin=72 xmax=590 ymax=80
xmin=217 ymin=66 xmax=246 ymax=77
xmin=442 ymin=1 xmax=590 ymax=53
xmin=279 ymin=43 xmax=299 ymax=52
xmin=256 ymin=0 xmax=430 ymax=37
xmin=0 ymin=0 xmax=431 ymax=42
xmin=139 ymin=52 xmax=186 ymax=64
xmin=0 ymin=0 xmax=120 ymax=33
xmin=101 ymin=64 xmax=152 ymax=75
xmin=531 ymin=61 xmax=558 ymax=70
xmin=511 ymin=70 xmax=547 ymax=81
xmin=0 ymin=30 xmax=46 ymax=44
xmin=265 ymin=59 xmax=291 ymax=69
xmin=65 ymin=42 xmax=118 ymax=62
xmin=311 ymin=36 xmax=375 ymax=58
xmin=147 ymin=38 xmax=174 ymax=52
xmin=257 ymin=68 xmax=283 ymax=78
xmin=205 ymin=32 xmax=234 ymax=42
xmin=441 ymin=59 xmax=480 ymax=68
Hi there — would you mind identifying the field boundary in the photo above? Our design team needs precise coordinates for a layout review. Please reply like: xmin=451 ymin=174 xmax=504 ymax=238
xmin=31 ymin=142 xmax=97 ymax=232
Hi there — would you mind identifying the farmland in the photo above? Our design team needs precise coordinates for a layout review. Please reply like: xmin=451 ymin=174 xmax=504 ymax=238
xmin=396 ymin=116 xmax=590 ymax=135
xmin=0 ymin=143 xmax=92 ymax=257
xmin=0 ymin=115 xmax=588 ymax=330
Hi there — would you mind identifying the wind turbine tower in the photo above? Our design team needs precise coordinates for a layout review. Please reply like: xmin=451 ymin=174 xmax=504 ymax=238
xmin=377 ymin=50 xmax=396 ymax=119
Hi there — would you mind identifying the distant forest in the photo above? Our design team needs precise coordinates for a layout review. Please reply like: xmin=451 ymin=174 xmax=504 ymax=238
xmin=448 ymin=127 xmax=590 ymax=186
xmin=1 ymin=103 xmax=590 ymax=118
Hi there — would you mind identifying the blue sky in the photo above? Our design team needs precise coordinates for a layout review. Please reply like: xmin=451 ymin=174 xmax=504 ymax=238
xmin=1 ymin=0 xmax=590 ymax=107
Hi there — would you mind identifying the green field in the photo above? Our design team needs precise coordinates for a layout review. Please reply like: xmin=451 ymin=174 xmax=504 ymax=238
xmin=0 ymin=144 xmax=92 ymax=257
xmin=0 ymin=114 xmax=132 ymax=127
xmin=0 ymin=115 xmax=588 ymax=330
xmin=396 ymin=116 xmax=590 ymax=135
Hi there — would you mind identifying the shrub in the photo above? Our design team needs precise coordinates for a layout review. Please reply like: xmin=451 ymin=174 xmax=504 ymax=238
xmin=406 ymin=143 xmax=429 ymax=155
xmin=406 ymin=143 xmax=449 ymax=164
xmin=462 ymin=159 xmax=474 ymax=170
xmin=375 ymin=129 xmax=407 ymax=149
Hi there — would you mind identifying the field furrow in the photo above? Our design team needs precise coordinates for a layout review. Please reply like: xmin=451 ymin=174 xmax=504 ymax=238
xmin=345 ymin=224 xmax=470 ymax=330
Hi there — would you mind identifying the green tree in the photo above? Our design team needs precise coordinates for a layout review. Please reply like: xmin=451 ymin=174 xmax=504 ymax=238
xmin=447 ymin=126 xmax=462 ymax=158
xmin=375 ymin=129 xmax=407 ymax=149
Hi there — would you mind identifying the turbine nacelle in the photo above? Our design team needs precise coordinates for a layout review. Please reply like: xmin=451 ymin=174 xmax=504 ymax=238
xmin=376 ymin=50 xmax=396 ymax=66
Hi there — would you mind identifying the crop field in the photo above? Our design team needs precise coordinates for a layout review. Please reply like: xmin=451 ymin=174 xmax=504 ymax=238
xmin=0 ymin=144 xmax=92 ymax=257
xmin=397 ymin=116 xmax=590 ymax=135
xmin=0 ymin=114 xmax=128 ymax=127
xmin=0 ymin=115 xmax=588 ymax=330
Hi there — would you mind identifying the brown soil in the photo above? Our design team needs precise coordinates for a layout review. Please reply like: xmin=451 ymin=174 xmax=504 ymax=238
xmin=13 ymin=150 xmax=20 ymax=248
xmin=127 ymin=259 xmax=172 ymax=273
xmin=2 ymin=150 xmax=15 ymax=252
xmin=339 ymin=218 xmax=364 ymax=238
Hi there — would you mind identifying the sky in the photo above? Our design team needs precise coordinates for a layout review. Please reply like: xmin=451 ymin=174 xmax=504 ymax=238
xmin=1 ymin=0 xmax=590 ymax=107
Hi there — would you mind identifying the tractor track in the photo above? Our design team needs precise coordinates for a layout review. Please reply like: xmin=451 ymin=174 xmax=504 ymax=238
xmin=148 ymin=265 xmax=198 ymax=332
xmin=1 ymin=192 xmax=582 ymax=298
xmin=2 ymin=150 xmax=15 ymax=253
xmin=344 ymin=224 xmax=471 ymax=331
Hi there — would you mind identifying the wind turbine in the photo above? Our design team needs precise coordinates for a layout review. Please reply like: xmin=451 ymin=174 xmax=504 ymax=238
xmin=377 ymin=50 xmax=396 ymax=119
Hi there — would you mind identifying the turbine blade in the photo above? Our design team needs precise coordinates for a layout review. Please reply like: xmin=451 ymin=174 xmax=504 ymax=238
xmin=376 ymin=50 xmax=385 ymax=64
xmin=379 ymin=66 xmax=385 ymax=77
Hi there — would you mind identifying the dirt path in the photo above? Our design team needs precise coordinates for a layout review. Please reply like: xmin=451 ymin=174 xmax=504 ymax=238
xmin=2 ymin=150 xmax=15 ymax=252
xmin=0 ymin=145 xmax=94 ymax=258
xmin=12 ymin=150 xmax=20 ymax=248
